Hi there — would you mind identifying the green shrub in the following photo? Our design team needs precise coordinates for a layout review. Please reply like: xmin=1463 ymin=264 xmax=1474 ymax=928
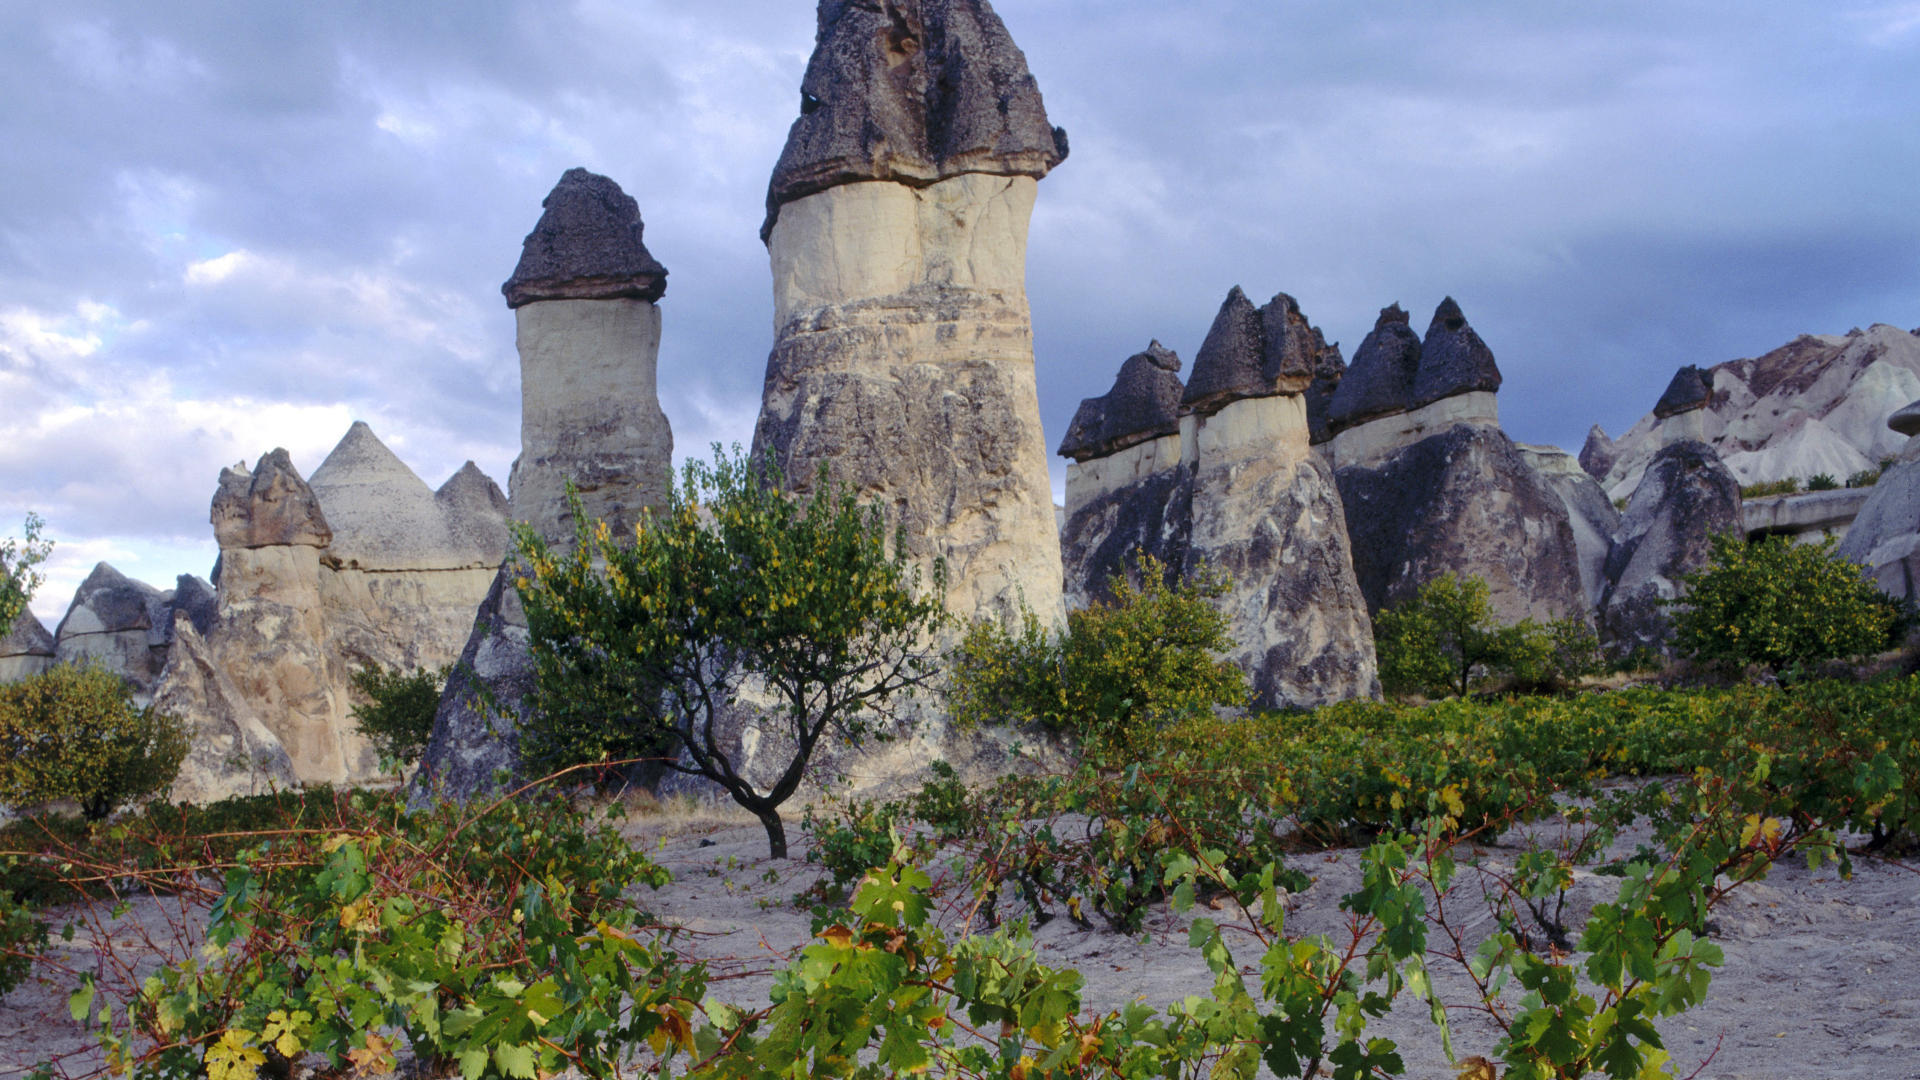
xmin=1739 ymin=477 xmax=1801 ymax=499
xmin=1373 ymin=575 xmax=1599 ymax=698
xmin=518 ymin=446 xmax=947 ymax=859
xmin=0 ymin=665 xmax=188 ymax=820
xmin=0 ymin=887 xmax=44 ymax=1001
xmin=1671 ymin=533 xmax=1901 ymax=675
xmin=1807 ymin=472 xmax=1839 ymax=491
xmin=347 ymin=662 xmax=446 ymax=770
xmin=0 ymin=513 xmax=51 ymax=632
xmin=1847 ymin=467 xmax=1882 ymax=488
xmin=947 ymin=553 xmax=1246 ymax=754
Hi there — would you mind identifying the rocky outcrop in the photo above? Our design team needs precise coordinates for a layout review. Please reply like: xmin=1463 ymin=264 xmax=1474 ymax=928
xmin=1579 ymin=425 xmax=1617 ymax=482
xmin=51 ymin=564 xmax=174 ymax=696
xmin=1518 ymin=444 xmax=1620 ymax=608
xmin=1339 ymin=426 xmax=1587 ymax=624
xmin=1411 ymin=297 xmax=1502 ymax=409
xmin=1326 ymin=305 xmax=1420 ymax=436
xmin=753 ymin=0 xmax=1065 ymax=629
xmin=419 ymin=169 xmax=677 ymax=801
xmin=1059 ymin=290 xmax=1379 ymax=710
xmin=0 ymin=611 xmax=55 ymax=683
xmin=153 ymin=616 xmax=297 ymax=804
xmin=504 ymin=169 xmax=673 ymax=540
xmin=761 ymin=0 xmax=1068 ymax=239
xmin=150 ymin=426 xmax=511 ymax=802
xmin=1836 ymin=399 xmax=1920 ymax=601
xmin=1598 ymin=440 xmax=1743 ymax=656
xmin=1057 ymin=341 xmax=1183 ymax=462
xmin=1600 ymin=325 xmax=1920 ymax=498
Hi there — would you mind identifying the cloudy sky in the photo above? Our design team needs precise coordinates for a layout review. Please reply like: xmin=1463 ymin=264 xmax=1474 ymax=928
xmin=5 ymin=1 xmax=1919 ymax=624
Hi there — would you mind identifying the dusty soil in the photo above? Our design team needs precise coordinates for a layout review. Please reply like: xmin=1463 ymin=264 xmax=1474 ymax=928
xmin=3 ymin=804 xmax=1916 ymax=1079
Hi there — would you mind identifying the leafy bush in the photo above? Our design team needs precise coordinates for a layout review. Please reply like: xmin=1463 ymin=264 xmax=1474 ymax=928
xmin=1807 ymin=471 xmax=1839 ymax=491
xmin=1846 ymin=467 xmax=1882 ymax=488
xmin=74 ymin=794 xmax=704 ymax=1080
xmin=347 ymin=662 xmax=446 ymax=770
xmin=0 ymin=887 xmax=44 ymax=1001
xmin=1373 ymin=574 xmax=1599 ymax=698
xmin=0 ymin=512 xmax=52 ymax=632
xmin=947 ymin=554 xmax=1246 ymax=753
xmin=0 ymin=665 xmax=188 ymax=820
xmin=1671 ymin=533 xmax=1901 ymax=674
xmin=518 ymin=446 xmax=947 ymax=858
xmin=1739 ymin=477 xmax=1801 ymax=499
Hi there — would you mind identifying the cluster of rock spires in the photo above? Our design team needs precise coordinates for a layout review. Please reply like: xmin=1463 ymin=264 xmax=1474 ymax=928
xmin=10 ymin=0 xmax=1920 ymax=812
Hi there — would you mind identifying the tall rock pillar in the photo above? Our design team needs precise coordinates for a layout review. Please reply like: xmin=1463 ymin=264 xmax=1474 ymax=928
xmin=751 ymin=0 xmax=1071 ymax=626
xmin=417 ymin=168 xmax=674 ymax=800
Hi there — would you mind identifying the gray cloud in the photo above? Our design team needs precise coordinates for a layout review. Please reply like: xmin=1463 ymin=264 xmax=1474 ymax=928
xmin=3 ymin=1 xmax=1917 ymax=619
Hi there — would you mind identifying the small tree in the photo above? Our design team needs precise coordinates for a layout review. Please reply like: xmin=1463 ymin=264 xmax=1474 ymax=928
xmin=516 ymin=448 xmax=947 ymax=858
xmin=947 ymin=553 xmax=1247 ymax=754
xmin=1672 ymin=533 xmax=1902 ymax=675
xmin=0 ymin=665 xmax=189 ymax=820
xmin=1374 ymin=574 xmax=1600 ymax=698
xmin=348 ymin=662 xmax=448 ymax=772
xmin=0 ymin=513 xmax=53 ymax=632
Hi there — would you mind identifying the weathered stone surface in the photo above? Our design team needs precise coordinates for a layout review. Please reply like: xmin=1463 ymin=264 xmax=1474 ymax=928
xmin=154 ymin=615 xmax=296 ymax=805
xmin=1056 ymin=341 xmax=1183 ymax=462
xmin=1518 ymin=444 xmax=1620 ymax=608
xmin=1598 ymin=440 xmax=1743 ymax=656
xmin=1185 ymin=394 xmax=1379 ymax=708
xmin=502 ymin=168 xmax=667 ymax=308
xmin=1601 ymin=325 xmax=1920 ymax=498
xmin=1060 ymin=458 xmax=1192 ymax=609
xmin=1836 ymin=416 xmax=1920 ymax=601
xmin=1337 ymin=425 xmax=1586 ymax=625
xmin=437 ymin=462 xmax=513 ymax=566
xmin=1328 ymin=391 xmax=1501 ymax=472
xmin=1410 ymin=297 xmax=1502 ymax=409
xmin=1744 ymin=488 xmax=1872 ymax=546
xmin=51 ymin=563 xmax=172 ymax=695
xmin=1653 ymin=365 xmax=1713 ymax=419
xmin=170 ymin=574 xmax=218 ymax=640
xmin=1579 ymin=424 xmax=1617 ymax=481
xmin=757 ymin=171 xmax=1063 ymax=627
xmin=1181 ymin=289 xmax=1324 ymax=415
xmin=1890 ymin=399 xmax=1920 ymax=438
xmin=213 ymin=450 xmax=332 ymax=550
xmin=1302 ymin=329 xmax=1348 ymax=446
xmin=0 ymin=610 xmax=55 ymax=684
xmin=414 ymin=567 xmax=536 ymax=801
xmin=763 ymin=0 xmax=1067 ymax=239
xmin=510 ymin=298 xmax=673 ymax=543
xmin=1327 ymin=304 xmax=1421 ymax=432
xmin=310 ymin=422 xmax=476 ymax=572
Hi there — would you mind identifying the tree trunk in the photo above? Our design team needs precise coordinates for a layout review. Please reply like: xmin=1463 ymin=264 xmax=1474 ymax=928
xmin=756 ymin=807 xmax=789 ymax=860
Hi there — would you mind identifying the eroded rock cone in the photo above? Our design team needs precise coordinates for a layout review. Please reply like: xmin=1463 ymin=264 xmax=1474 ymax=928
xmin=503 ymin=168 xmax=666 ymax=307
xmin=1579 ymin=424 xmax=1617 ymax=481
xmin=1598 ymin=440 xmax=1742 ymax=657
xmin=0 ymin=609 xmax=55 ymax=684
xmin=1057 ymin=341 xmax=1184 ymax=462
xmin=1327 ymin=304 xmax=1421 ymax=433
xmin=51 ymin=563 xmax=173 ymax=696
xmin=1411 ymin=297 xmax=1502 ymax=409
xmin=1653 ymin=365 xmax=1713 ymax=419
xmin=754 ymin=0 xmax=1066 ymax=629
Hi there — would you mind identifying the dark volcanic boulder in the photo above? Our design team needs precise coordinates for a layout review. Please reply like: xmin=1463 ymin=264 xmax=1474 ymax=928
xmin=763 ymin=0 xmax=1068 ymax=239
xmin=1410 ymin=297 xmax=1502 ymax=409
xmin=1327 ymin=304 xmax=1421 ymax=432
xmin=503 ymin=168 xmax=667 ymax=308
xmin=1652 ymin=365 xmax=1713 ymax=419
xmin=1336 ymin=425 xmax=1586 ymax=624
xmin=1056 ymin=341 xmax=1185 ymax=462
xmin=1182 ymin=288 xmax=1326 ymax=415
xmin=1598 ymin=440 xmax=1742 ymax=656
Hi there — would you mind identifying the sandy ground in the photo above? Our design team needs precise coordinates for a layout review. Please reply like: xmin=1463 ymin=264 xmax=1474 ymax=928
xmin=3 ymin=804 xmax=1916 ymax=1079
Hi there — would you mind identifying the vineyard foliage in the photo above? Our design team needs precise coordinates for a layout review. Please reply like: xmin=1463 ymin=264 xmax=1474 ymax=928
xmin=1 ymin=676 xmax=1914 ymax=1078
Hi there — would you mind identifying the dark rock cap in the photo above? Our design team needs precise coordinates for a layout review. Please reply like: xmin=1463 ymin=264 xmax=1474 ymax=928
xmin=1410 ymin=298 xmax=1502 ymax=408
xmin=1303 ymin=334 xmax=1348 ymax=445
xmin=1327 ymin=304 xmax=1423 ymax=431
xmin=1579 ymin=424 xmax=1617 ymax=481
xmin=170 ymin=574 xmax=219 ymax=641
xmin=762 ymin=0 xmax=1068 ymax=240
xmin=1057 ymin=340 xmax=1185 ymax=461
xmin=1182 ymin=288 xmax=1322 ymax=415
xmin=53 ymin=563 xmax=163 ymax=639
xmin=212 ymin=449 xmax=333 ymax=551
xmin=503 ymin=168 xmax=668 ymax=308
xmin=1890 ymin=399 xmax=1920 ymax=439
xmin=1652 ymin=365 xmax=1713 ymax=419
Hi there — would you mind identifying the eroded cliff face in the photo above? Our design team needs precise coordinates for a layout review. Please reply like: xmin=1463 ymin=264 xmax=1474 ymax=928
xmin=1599 ymin=440 xmax=1743 ymax=656
xmin=754 ymin=1 xmax=1066 ymax=630
xmin=1836 ymin=400 xmax=1920 ymax=601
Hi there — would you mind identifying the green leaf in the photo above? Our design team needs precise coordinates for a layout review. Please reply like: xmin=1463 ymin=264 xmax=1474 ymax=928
xmin=493 ymin=1043 xmax=538 ymax=1079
